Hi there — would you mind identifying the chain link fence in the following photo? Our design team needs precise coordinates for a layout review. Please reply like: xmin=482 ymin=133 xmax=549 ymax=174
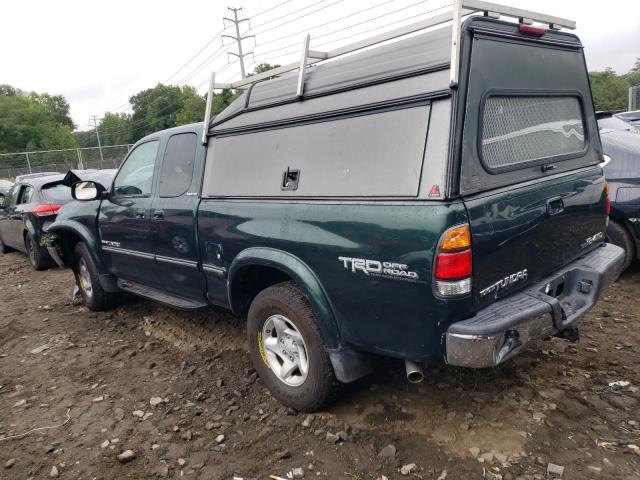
xmin=0 ymin=145 xmax=133 ymax=179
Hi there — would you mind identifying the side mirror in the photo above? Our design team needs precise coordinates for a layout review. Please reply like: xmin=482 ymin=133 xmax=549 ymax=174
xmin=72 ymin=181 xmax=106 ymax=201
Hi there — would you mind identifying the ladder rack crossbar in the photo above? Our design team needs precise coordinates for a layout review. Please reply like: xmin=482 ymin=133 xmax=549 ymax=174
xmin=203 ymin=0 xmax=576 ymax=140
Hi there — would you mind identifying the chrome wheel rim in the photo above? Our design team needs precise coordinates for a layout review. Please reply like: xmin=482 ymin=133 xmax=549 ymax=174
xmin=78 ymin=258 xmax=93 ymax=300
xmin=261 ymin=314 xmax=309 ymax=387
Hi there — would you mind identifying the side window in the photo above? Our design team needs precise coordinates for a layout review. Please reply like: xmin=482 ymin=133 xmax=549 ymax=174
xmin=112 ymin=141 xmax=159 ymax=197
xmin=159 ymin=133 xmax=197 ymax=198
xmin=17 ymin=185 xmax=34 ymax=205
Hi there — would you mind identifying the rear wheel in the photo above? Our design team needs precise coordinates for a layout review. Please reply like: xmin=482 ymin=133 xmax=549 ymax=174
xmin=25 ymin=232 xmax=50 ymax=270
xmin=73 ymin=242 xmax=119 ymax=311
xmin=606 ymin=220 xmax=636 ymax=272
xmin=247 ymin=281 xmax=339 ymax=412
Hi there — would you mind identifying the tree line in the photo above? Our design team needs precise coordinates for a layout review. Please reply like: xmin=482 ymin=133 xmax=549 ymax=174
xmin=589 ymin=59 xmax=640 ymax=111
xmin=1 ymin=60 xmax=638 ymax=155
xmin=0 ymin=63 xmax=278 ymax=155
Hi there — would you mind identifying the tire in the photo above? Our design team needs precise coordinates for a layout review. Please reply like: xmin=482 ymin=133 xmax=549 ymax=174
xmin=73 ymin=242 xmax=119 ymax=311
xmin=607 ymin=220 xmax=636 ymax=272
xmin=247 ymin=281 xmax=339 ymax=412
xmin=25 ymin=231 xmax=50 ymax=271
xmin=0 ymin=234 xmax=13 ymax=254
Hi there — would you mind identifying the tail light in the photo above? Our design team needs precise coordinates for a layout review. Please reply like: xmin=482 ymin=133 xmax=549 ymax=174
xmin=33 ymin=203 xmax=62 ymax=217
xmin=604 ymin=182 xmax=611 ymax=216
xmin=434 ymin=224 xmax=472 ymax=297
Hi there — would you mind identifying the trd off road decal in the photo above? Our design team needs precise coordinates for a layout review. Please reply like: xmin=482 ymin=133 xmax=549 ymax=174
xmin=338 ymin=256 xmax=421 ymax=283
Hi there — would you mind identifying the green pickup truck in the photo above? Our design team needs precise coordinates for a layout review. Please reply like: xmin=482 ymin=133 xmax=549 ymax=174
xmin=45 ymin=3 xmax=624 ymax=411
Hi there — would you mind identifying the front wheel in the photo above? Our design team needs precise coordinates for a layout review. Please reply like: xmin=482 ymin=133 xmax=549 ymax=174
xmin=247 ymin=281 xmax=339 ymax=412
xmin=73 ymin=242 xmax=119 ymax=311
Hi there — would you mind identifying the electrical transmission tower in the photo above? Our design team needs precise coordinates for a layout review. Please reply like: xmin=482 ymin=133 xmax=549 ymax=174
xmin=222 ymin=7 xmax=254 ymax=79
xmin=90 ymin=115 xmax=105 ymax=168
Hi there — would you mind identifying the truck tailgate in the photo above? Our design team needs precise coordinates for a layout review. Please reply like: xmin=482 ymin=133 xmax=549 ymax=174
xmin=464 ymin=168 xmax=607 ymax=307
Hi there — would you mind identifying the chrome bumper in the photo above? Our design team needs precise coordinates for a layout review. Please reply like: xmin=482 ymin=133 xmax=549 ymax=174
xmin=446 ymin=243 xmax=625 ymax=368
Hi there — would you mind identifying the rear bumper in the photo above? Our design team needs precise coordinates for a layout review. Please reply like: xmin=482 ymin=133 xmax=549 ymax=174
xmin=446 ymin=243 xmax=625 ymax=368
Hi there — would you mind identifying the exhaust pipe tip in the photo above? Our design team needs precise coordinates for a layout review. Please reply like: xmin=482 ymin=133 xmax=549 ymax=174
xmin=405 ymin=360 xmax=424 ymax=384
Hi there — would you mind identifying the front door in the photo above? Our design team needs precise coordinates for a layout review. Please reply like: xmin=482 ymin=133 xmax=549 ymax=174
xmin=151 ymin=132 xmax=206 ymax=300
xmin=99 ymin=140 xmax=160 ymax=287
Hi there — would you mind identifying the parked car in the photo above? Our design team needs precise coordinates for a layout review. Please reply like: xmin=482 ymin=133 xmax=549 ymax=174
xmin=0 ymin=170 xmax=116 ymax=270
xmin=598 ymin=114 xmax=640 ymax=270
xmin=0 ymin=179 xmax=13 ymax=202
xmin=615 ymin=110 xmax=640 ymax=129
xmin=14 ymin=172 xmax=61 ymax=183
xmin=47 ymin=8 xmax=623 ymax=411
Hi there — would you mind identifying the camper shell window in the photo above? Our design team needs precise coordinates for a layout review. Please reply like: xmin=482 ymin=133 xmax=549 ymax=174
xmin=480 ymin=93 xmax=587 ymax=173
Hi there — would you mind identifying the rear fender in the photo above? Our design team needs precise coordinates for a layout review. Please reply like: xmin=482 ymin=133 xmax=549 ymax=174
xmin=23 ymin=219 xmax=36 ymax=236
xmin=228 ymin=247 xmax=342 ymax=349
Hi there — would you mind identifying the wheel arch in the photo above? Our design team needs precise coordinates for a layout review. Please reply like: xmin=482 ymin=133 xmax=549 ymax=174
xmin=48 ymin=220 xmax=107 ymax=273
xmin=228 ymin=247 xmax=342 ymax=349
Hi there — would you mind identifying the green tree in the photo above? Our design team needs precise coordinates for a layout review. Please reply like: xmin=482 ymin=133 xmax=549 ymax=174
xmin=623 ymin=58 xmax=640 ymax=89
xmin=176 ymin=86 xmax=206 ymax=125
xmin=251 ymin=63 xmax=281 ymax=75
xmin=129 ymin=84 xmax=186 ymax=139
xmin=588 ymin=69 xmax=629 ymax=110
xmin=0 ymin=84 xmax=77 ymax=153
xmin=99 ymin=112 xmax=133 ymax=145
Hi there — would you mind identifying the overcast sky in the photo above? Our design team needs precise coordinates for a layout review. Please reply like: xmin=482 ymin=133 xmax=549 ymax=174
xmin=2 ymin=0 xmax=638 ymax=130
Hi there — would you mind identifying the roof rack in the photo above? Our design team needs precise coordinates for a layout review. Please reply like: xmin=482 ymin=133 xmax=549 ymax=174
xmin=202 ymin=0 xmax=576 ymax=143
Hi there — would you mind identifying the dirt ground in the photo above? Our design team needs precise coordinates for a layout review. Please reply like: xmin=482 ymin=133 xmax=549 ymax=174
xmin=1 ymin=251 xmax=640 ymax=480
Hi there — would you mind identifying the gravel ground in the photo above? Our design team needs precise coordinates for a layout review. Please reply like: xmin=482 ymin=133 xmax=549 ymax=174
xmin=1 ymin=251 xmax=640 ymax=480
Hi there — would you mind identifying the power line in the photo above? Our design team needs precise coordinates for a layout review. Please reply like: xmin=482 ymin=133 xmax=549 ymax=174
xmin=163 ymin=25 xmax=227 ymax=84
xmin=178 ymin=43 xmax=229 ymax=85
xmin=251 ymin=0 xmax=345 ymax=36
xmin=251 ymin=0 xmax=293 ymax=19
xmin=253 ymin=0 xmax=397 ymax=49
xmin=250 ymin=2 xmax=449 ymax=65
xmin=315 ymin=2 xmax=451 ymax=47
xmin=247 ymin=0 xmax=330 ymax=32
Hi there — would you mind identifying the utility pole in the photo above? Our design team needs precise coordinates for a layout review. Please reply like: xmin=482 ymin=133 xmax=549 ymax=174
xmin=223 ymin=7 xmax=254 ymax=79
xmin=90 ymin=115 xmax=105 ymax=168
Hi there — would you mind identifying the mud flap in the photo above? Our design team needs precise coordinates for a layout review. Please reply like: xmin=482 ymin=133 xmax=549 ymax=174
xmin=328 ymin=346 xmax=374 ymax=384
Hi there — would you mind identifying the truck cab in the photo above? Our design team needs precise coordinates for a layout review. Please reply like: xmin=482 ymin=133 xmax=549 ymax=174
xmin=47 ymin=2 xmax=624 ymax=412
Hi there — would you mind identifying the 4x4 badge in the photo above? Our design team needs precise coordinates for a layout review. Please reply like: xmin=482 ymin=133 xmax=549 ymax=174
xmin=580 ymin=232 xmax=604 ymax=249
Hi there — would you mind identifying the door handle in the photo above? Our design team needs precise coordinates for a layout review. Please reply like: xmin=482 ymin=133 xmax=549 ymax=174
xmin=152 ymin=209 xmax=164 ymax=220
xmin=547 ymin=197 xmax=564 ymax=216
xmin=135 ymin=209 xmax=145 ymax=219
